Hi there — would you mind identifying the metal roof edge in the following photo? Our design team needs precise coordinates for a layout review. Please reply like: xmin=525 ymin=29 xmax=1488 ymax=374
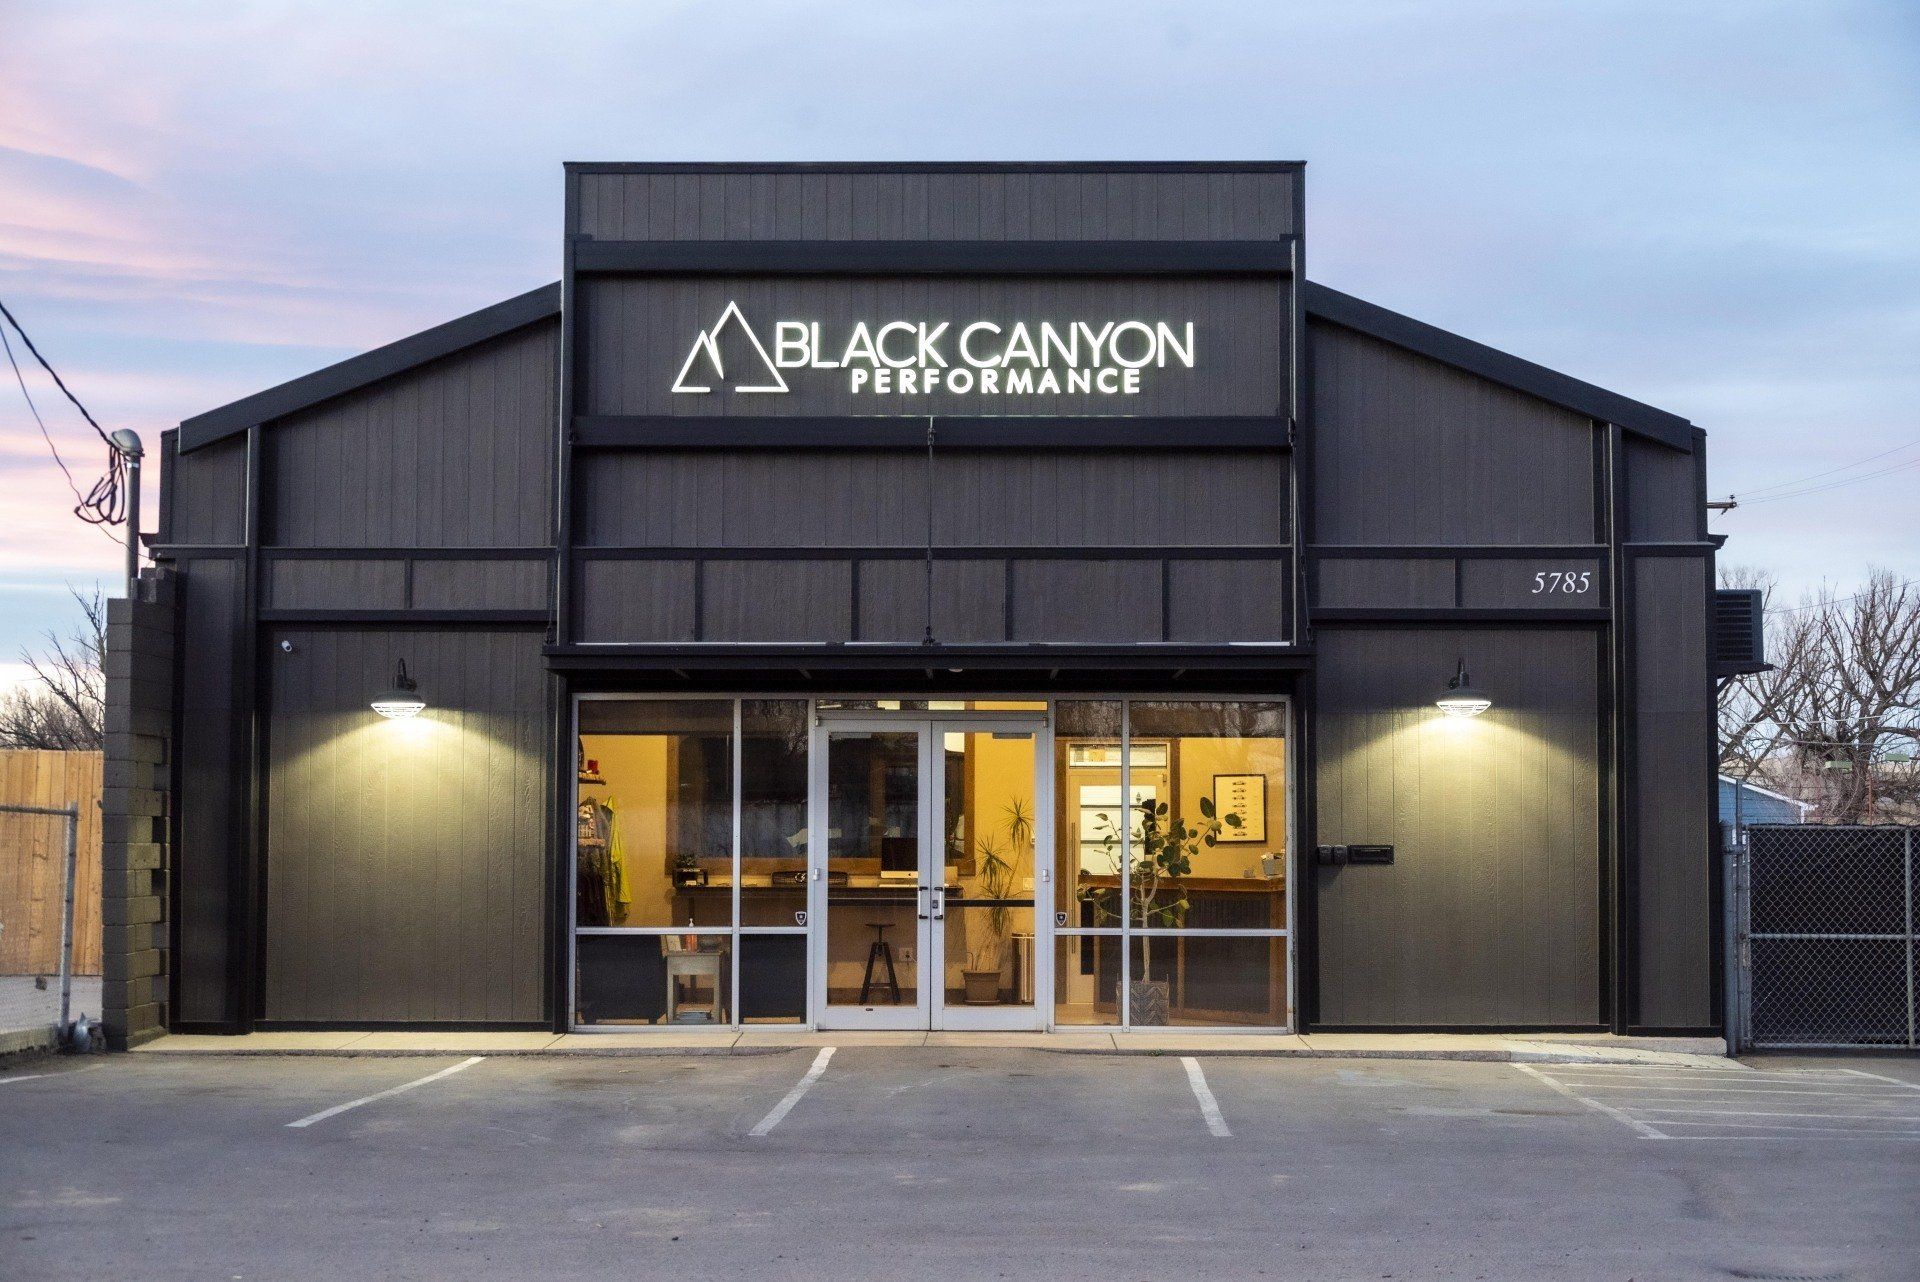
xmin=1302 ymin=281 xmax=1697 ymax=451
xmin=176 ymin=282 xmax=562 ymax=453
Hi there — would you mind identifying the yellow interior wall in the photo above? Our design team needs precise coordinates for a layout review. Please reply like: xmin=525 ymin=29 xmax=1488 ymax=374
xmin=581 ymin=734 xmax=675 ymax=927
xmin=1173 ymin=736 xmax=1287 ymax=877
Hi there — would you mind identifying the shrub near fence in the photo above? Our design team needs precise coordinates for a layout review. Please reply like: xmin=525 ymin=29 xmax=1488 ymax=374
xmin=0 ymin=749 xmax=103 ymax=976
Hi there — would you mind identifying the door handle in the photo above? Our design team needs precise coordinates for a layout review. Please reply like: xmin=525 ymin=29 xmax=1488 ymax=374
xmin=917 ymin=884 xmax=930 ymax=921
xmin=931 ymin=885 xmax=946 ymax=921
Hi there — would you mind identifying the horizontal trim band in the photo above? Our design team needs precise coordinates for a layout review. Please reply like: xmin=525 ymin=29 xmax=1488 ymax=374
xmin=1312 ymin=544 xmax=1609 ymax=561
xmin=547 ymin=643 xmax=1313 ymax=672
xmin=1312 ymin=608 xmax=1610 ymax=624
xmin=573 ymin=239 xmax=1295 ymax=275
xmin=262 ymin=609 xmax=550 ymax=625
xmin=573 ymin=415 xmax=1288 ymax=451
xmin=567 ymin=162 xmax=1306 ymax=175
xmin=572 ymin=545 xmax=1289 ymax=561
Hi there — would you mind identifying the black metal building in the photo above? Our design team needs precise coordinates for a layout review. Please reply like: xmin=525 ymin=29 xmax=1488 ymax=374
xmin=141 ymin=162 xmax=1720 ymax=1039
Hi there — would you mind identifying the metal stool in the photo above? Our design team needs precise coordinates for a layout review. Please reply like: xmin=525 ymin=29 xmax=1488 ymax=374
xmin=859 ymin=922 xmax=902 ymax=1003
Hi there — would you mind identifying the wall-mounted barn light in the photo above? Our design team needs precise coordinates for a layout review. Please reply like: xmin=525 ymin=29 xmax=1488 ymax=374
xmin=371 ymin=659 xmax=426 ymax=718
xmin=1435 ymin=658 xmax=1491 ymax=717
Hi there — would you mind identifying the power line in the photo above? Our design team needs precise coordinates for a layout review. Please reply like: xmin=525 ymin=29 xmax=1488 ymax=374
xmin=0 ymin=323 xmax=120 ymax=548
xmin=0 ymin=297 xmax=128 ymax=534
xmin=1736 ymin=456 xmax=1920 ymax=507
xmin=1730 ymin=436 xmax=1920 ymax=499
xmin=1768 ymin=576 xmax=1920 ymax=614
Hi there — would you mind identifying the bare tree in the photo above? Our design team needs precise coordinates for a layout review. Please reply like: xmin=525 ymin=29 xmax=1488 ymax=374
xmin=1720 ymin=568 xmax=1920 ymax=823
xmin=0 ymin=587 xmax=106 ymax=751
xmin=1717 ymin=567 xmax=1806 ymax=781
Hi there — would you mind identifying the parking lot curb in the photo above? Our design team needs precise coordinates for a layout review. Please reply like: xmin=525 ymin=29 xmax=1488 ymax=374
xmin=124 ymin=1040 xmax=1730 ymax=1068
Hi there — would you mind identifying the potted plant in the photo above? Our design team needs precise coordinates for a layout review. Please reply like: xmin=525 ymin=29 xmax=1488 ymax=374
xmin=1085 ymin=793 xmax=1242 ymax=1025
xmin=960 ymin=799 xmax=1033 ymax=1004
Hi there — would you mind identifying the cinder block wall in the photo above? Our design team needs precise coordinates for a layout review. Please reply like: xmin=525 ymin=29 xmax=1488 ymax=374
xmin=102 ymin=568 xmax=175 ymax=1050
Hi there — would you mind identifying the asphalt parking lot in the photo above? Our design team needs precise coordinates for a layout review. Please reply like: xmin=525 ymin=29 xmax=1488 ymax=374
xmin=2 ymin=1049 xmax=1917 ymax=1281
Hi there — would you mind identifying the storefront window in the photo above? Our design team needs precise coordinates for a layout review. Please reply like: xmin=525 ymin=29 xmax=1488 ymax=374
xmin=575 ymin=694 xmax=1290 ymax=1031
xmin=576 ymin=699 xmax=733 ymax=930
xmin=1052 ymin=933 xmax=1120 ymax=1026
xmin=574 ymin=698 xmax=809 ymax=1028
xmin=1122 ymin=702 xmax=1287 ymax=930
xmin=1121 ymin=701 xmax=1288 ymax=1028
xmin=740 ymin=700 xmax=810 ymax=928
xmin=1053 ymin=701 xmax=1125 ymax=1026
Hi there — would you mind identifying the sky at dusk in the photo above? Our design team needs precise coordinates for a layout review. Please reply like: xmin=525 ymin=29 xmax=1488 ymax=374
xmin=2 ymin=1 xmax=1917 ymax=691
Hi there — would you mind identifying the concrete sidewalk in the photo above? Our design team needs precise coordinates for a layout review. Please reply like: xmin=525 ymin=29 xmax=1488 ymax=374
xmin=130 ymin=1028 xmax=1730 ymax=1066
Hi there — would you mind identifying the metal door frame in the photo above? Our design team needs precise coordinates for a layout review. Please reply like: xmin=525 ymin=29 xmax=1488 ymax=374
xmin=808 ymin=708 xmax=1053 ymax=1031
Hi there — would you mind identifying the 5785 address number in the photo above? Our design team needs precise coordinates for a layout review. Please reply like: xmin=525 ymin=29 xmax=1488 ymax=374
xmin=1531 ymin=570 xmax=1594 ymax=595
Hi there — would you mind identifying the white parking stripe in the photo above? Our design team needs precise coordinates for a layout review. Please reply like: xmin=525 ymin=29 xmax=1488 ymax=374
xmin=1653 ymin=1119 xmax=1920 ymax=1136
xmin=1512 ymin=1063 xmax=1667 ymax=1138
xmin=287 ymin=1057 xmax=483 ymax=1129
xmin=1567 ymin=1083 xmax=1913 ymax=1097
xmin=1841 ymin=1068 xmax=1920 ymax=1090
xmin=750 ymin=1047 xmax=835 ymax=1137
xmin=1518 ymin=1063 xmax=1920 ymax=1140
xmin=1181 ymin=1057 xmax=1231 ymax=1138
xmin=0 ymin=1074 xmax=46 ymax=1086
xmin=1634 ymin=1106 xmax=1920 ymax=1122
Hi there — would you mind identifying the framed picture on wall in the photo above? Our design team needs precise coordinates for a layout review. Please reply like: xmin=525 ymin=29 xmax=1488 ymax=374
xmin=1212 ymin=773 xmax=1267 ymax=843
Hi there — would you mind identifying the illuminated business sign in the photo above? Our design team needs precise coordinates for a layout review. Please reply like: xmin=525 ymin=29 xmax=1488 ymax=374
xmin=672 ymin=301 xmax=1196 ymax=397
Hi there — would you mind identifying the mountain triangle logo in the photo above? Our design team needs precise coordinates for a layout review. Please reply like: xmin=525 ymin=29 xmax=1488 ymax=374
xmin=670 ymin=301 xmax=789 ymax=394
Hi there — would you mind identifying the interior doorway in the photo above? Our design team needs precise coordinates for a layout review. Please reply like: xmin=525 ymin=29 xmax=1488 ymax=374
xmin=809 ymin=711 xmax=1052 ymax=1030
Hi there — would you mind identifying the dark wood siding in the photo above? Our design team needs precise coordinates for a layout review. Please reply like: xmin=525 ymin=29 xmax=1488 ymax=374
xmin=1316 ymin=559 xmax=1456 ymax=610
xmin=169 ymin=434 xmax=248 ymax=545
xmin=171 ymin=556 xmax=246 ymax=1024
xmin=409 ymin=559 xmax=548 ymax=612
xmin=856 ymin=560 xmax=1006 ymax=643
xmin=576 ymin=451 xmax=928 ymax=547
xmin=1315 ymin=627 xmax=1602 ymax=1026
xmin=931 ymin=451 xmax=1288 ymax=546
xmin=702 ymin=561 xmax=854 ymax=642
xmin=1010 ymin=561 xmax=1162 ymax=642
xmin=266 ymin=559 xmax=406 ymax=611
xmin=262 ymin=629 xmax=547 ymax=1024
xmin=578 ymin=449 xmax=1289 ymax=548
xmin=574 ymin=561 xmax=696 ymax=642
xmin=572 ymin=168 xmax=1298 ymax=241
xmin=572 ymin=447 xmax=1290 ymax=643
xmin=266 ymin=321 xmax=557 ymax=548
xmin=1625 ymin=435 xmax=1702 ymax=542
xmin=1309 ymin=320 xmax=1595 ymax=545
xmin=1167 ymin=560 xmax=1291 ymax=641
xmin=1628 ymin=555 xmax=1715 ymax=1028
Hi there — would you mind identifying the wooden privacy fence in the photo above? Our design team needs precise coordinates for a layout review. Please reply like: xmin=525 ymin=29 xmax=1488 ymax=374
xmin=0 ymin=750 xmax=103 ymax=975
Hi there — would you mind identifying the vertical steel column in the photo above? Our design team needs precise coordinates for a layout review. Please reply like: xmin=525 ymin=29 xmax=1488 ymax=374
xmin=57 ymin=802 xmax=79 ymax=1039
xmin=1907 ymin=827 xmax=1915 ymax=1049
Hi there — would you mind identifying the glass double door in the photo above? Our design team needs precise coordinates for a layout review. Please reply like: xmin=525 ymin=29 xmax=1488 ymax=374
xmin=811 ymin=715 xmax=1049 ymax=1030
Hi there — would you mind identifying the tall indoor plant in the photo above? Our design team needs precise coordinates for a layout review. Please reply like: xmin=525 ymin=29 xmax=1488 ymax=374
xmin=960 ymin=799 xmax=1033 ymax=1004
xmin=1086 ymin=794 xmax=1242 ymax=1024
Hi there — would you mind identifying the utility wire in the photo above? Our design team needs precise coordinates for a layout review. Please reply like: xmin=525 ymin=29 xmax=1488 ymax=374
xmin=1767 ymin=576 xmax=1920 ymax=614
xmin=1730 ymin=436 xmax=1920 ymax=499
xmin=1736 ymin=456 xmax=1920 ymax=506
xmin=0 ymin=297 xmax=128 ymax=534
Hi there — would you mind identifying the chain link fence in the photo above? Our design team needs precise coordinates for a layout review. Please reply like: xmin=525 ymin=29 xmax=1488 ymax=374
xmin=0 ymin=802 xmax=84 ymax=1043
xmin=1731 ymin=824 xmax=1917 ymax=1050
